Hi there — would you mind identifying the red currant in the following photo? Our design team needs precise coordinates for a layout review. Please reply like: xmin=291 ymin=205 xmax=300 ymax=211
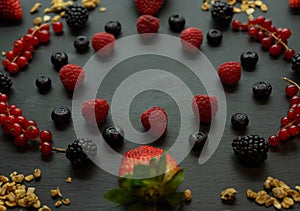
xmin=268 ymin=135 xmax=279 ymax=147
xmin=287 ymin=108 xmax=296 ymax=120
xmin=290 ymin=96 xmax=300 ymax=105
xmin=16 ymin=56 xmax=28 ymax=68
xmin=27 ymin=27 xmax=35 ymax=34
xmin=255 ymin=16 xmax=266 ymax=25
xmin=256 ymin=31 xmax=265 ymax=41
xmin=9 ymin=123 xmax=23 ymax=136
xmin=39 ymin=130 xmax=52 ymax=142
xmin=231 ymin=20 xmax=241 ymax=30
xmin=5 ymin=51 xmax=15 ymax=61
xmin=14 ymin=134 xmax=28 ymax=147
xmin=2 ymin=59 xmax=10 ymax=68
xmin=240 ymin=23 xmax=248 ymax=31
xmin=248 ymin=19 xmax=256 ymax=25
xmin=262 ymin=19 xmax=272 ymax=29
xmin=8 ymin=104 xmax=16 ymax=110
xmin=40 ymin=24 xmax=50 ymax=31
xmin=269 ymin=44 xmax=282 ymax=57
xmin=24 ymin=120 xmax=37 ymax=128
xmin=0 ymin=114 xmax=7 ymax=125
xmin=33 ymin=36 xmax=39 ymax=47
xmin=295 ymin=104 xmax=300 ymax=114
xmin=280 ymin=28 xmax=292 ymax=40
xmin=25 ymin=125 xmax=40 ymax=139
xmin=288 ymin=125 xmax=299 ymax=137
xmin=7 ymin=62 xmax=20 ymax=74
xmin=2 ymin=126 xmax=11 ymax=135
xmin=248 ymin=27 xmax=258 ymax=37
xmin=0 ymin=94 xmax=8 ymax=102
xmin=22 ymin=34 xmax=34 ymax=47
xmin=37 ymin=30 xmax=50 ymax=43
xmin=284 ymin=48 xmax=295 ymax=60
xmin=22 ymin=51 xmax=32 ymax=60
xmin=10 ymin=108 xmax=22 ymax=116
xmin=13 ymin=40 xmax=24 ymax=54
xmin=0 ymin=102 xmax=7 ymax=113
xmin=15 ymin=116 xmax=27 ymax=126
xmin=52 ymin=22 xmax=63 ymax=34
xmin=278 ymin=128 xmax=289 ymax=141
xmin=40 ymin=142 xmax=52 ymax=156
xmin=261 ymin=37 xmax=273 ymax=48
xmin=281 ymin=116 xmax=290 ymax=127
xmin=285 ymin=84 xmax=299 ymax=97
xmin=4 ymin=115 xmax=16 ymax=126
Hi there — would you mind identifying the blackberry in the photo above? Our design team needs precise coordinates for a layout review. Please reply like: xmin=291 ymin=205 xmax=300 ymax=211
xmin=168 ymin=14 xmax=186 ymax=32
xmin=65 ymin=5 xmax=89 ymax=30
xmin=189 ymin=131 xmax=207 ymax=151
xmin=206 ymin=29 xmax=223 ymax=46
xmin=73 ymin=36 xmax=89 ymax=53
xmin=36 ymin=76 xmax=52 ymax=93
xmin=105 ymin=21 xmax=122 ymax=37
xmin=252 ymin=81 xmax=272 ymax=99
xmin=66 ymin=138 xmax=97 ymax=169
xmin=232 ymin=134 xmax=269 ymax=166
xmin=291 ymin=53 xmax=300 ymax=73
xmin=51 ymin=52 xmax=68 ymax=71
xmin=240 ymin=51 xmax=259 ymax=70
xmin=0 ymin=72 xmax=13 ymax=93
xmin=231 ymin=113 xmax=249 ymax=130
xmin=211 ymin=1 xmax=234 ymax=26
xmin=51 ymin=106 xmax=71 ymax=125
xmin=102 ymin=126 xmax=124 ymax=148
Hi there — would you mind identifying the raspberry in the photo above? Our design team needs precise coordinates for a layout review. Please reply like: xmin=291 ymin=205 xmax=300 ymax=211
xmin=136 ymin=15 xmax=160 ymax=34
xmin=192 ymin=94 xmax=218 ymax=124
xmin=180 ymin=27 xmax=203 ymax=52
xmin=82 ymin=98 xmax=110 ymax=125
xmin=218 ymin=61 xmax=242 ymax=86
xmin=289 ymin=0 xmax=300 ymax=9
xmin=0 ymin=0 xmax=23 ymax=21
xmin=59 ymin=64 xmax=85 ymax=91
xmin=91 ymin=32 xmax=115 ymax=55
xmin=140 ymin=106 xmax=168 ymax=137
xmin=134 ymin=0 xmax=165 ymax=15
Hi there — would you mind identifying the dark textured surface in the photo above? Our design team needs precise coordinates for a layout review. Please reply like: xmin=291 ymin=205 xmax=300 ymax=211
xmin=0 ymin=0 xmax=300 ymax=210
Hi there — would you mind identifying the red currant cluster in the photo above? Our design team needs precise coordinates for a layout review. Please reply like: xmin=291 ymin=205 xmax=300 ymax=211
xmin=0 ymin=92 xmax=65 ymax=156
xmin=232 ymin=16 xmax=296 ymax=60
xmin=268 ymin=77 xmax=300 ymax=147
xmin=1 ymin=22 xmax=64 ymax=74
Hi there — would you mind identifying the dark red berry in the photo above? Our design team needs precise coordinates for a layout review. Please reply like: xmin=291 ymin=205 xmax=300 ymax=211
xmin=269 ymin=44 xmax=282 ymax=57
xmin=278 ymin=128 xmax=289 ymax=141
xmin=285 ymin=84 xmax=299 ymax=97
xmin=39 ymin=130 xmax=52 ymax=142
xmin=14 ymin=134 xmax=28 ymax=147
xmin=7 ymin=62 xmax=19 ymax=74
xmin=261 ymin=37 xmax=273 ymax=48
xmin=25 ymin=125 xmax=40 ymax=139
xmin=231 ymin=20 xmax=241 ymax=30
xmin=287 ymin=108 xmax=296 ymax=120
xmin=9 ymin=123 xmax=23 ymax=136
xmin=284 ymin=48 xmax=295 ymax=60
xmin=288 ymin=125 xmax=299 ymax=137
xmin=52 ymin=22 xmax=64 ymax=34
xmin=268 ymin=135 xmax=279 ymax=147
xmin=255 ymin=16 xmax=266 ymax=25
xmin=10 ymin=108 xmax=22 ymax=116
xmin=40 ymin=142 xmax=52 ymax=156
xmin=281 ymin=116 xmax=290 ymax=127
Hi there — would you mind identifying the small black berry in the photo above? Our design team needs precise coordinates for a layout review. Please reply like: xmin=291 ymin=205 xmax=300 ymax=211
xmin=105 ymin=21 xmax=122 ymax=37
xmin=291 ymin=53 xmax=300 ymax=73
xmin=189 ymin=131 xmax=207 ymax=151
xmin=240 ymin=51 xmax=259 ymax=70
xmin=50 ymin=52 xmax=68 ymax=71
xmin=102 ymin=126 xmax=124 ymax=148
xmin=168 ymin=14 xmax=186 ymax=32
xmin=0 ymin=72 xmax=13 ymax=93
xmin=51 ymin=106 xmax=71 ymax=125
xmin=211 ymin=1 xmax=234 ymax=25
xmin=66 ymin=138 xmax=97 ymax=169
xmin=65 ymin=5 xmax=89 ymax=30
xmin=206 ymin=29 xmax=223 ymax=46
xmin=74 ymin=36 xmax=89 ymax=53
xmin=252 ymin=81 xmax=272 ymax=99
xmin=231 ymin=113 xmax=249 ymax=130
xmin=36 ymin=76 xmax=52 ymax=93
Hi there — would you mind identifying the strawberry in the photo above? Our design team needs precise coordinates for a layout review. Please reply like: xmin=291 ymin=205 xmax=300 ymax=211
xmin=59 ymin=64 xmax=85 ymax=91
xmin=0 ymin=0 xmax=23 ymax=21
xmin=180 ymin=27 xmax=204 ymax=53
xmin=82 ymin=98 xmax=109 ymax=125
xmin=136 ymin=15 xmax=160 ymax=34
xmin=134 ymin=0 xmax=165 ymax=15
xmin=289 ymin=0 xmax=300 ymax=9
xmin=91 ymin=32 xmax=115 ymax=55
xmin=218 ymin=61 xmax=242 ymax=86
xmin=192 ymin=94 xmax=218 ymax=124
xmin=141 ymin=106 xmax=168 ymax=137
xmin=105 ymin=146 xmax=185 ymax=210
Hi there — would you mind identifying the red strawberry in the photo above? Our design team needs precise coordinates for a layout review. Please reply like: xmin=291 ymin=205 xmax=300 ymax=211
xmin=289 ymin=0 xmax=300 ymax=9
xmin=192 ymin=94 xmax=218 ymax=124
xmin=91 ymin=32 xmax=115 ymax=55
xmin=141 ymin=106 xmax=168 ymax=137
xmin=82 ymin=98 xmax=109 ymax=125
xmin=105 ymin=145 xmax=184 ymax=209
xmin=59 ymin=64 xmax=85 ymax=91
xmin=0 ymin=0 xmax=23 ymax=21
xmin=180 ymin=27 xmax=204 ymax=52
xmin=136 ymin=15 xmax=160 ymax=34
xmin=218 ymin=61 xmax=242 ymax=86
xmin=134 ymin=0 xmax=165 ymax=15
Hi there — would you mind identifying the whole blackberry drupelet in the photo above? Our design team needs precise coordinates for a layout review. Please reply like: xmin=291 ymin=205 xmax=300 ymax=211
xmin=0 ymin=72 xmax=13 ymax=93
xmin=291 ymin=53 xmax=300 ymax=72
xmin=65 ymin=5 xmax=89 ymax=30
xmin=66 ymin=138 xmax=97 ymax=169
xmin=211 ymin=1 xmax=234 ymax=25
xmin=232 ymin=134 xmax=269 ymax=167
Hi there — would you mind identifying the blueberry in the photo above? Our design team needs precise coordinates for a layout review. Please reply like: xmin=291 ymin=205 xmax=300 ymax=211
xmin=291 ymin=53 xmax=300 ymax=73
xmin=189 ymin=131 xmax=207 ymax=151
xmin=50 ymin=52 xmax=68 ymax=71
xmin=73 ymin=36 xmax=89 ymax=53
xmin=102 ymin=126 xmax=124 ymax=148
xmin=240 ymin=51 xmax=259 ymax=70
xmin=36 ymin=76 xmax=52 ymax=93
xmin=206 ymin=29 xmax=223 ymax=46
xmin=252 ymin=81 xmax=272 ymax=99
xmin=105 ymin=21 xmax=122 ymax=37
xmin=168 ymin=14 xmax=186 ymax=32
xmin=51 ymin=106 xmax=71 ymax=125
xmin=231 ymin=113 xmax=249 ymax=130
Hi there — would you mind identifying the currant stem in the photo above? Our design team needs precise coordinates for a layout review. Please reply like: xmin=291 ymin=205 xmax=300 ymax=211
xmin=52 ymin=147 xmax=66 ymax=153
xmin=282 ymin=77 xmax=300 ymax=90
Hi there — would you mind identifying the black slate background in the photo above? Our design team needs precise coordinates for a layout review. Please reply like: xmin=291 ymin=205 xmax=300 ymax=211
xmin=1 ymin=0 xmax=300 ymax=210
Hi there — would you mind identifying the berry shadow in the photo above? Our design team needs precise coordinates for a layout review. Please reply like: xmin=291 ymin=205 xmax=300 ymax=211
xmin=251 ymin=95 xmax=270 ymax=105
xmin=289 ymin=8 xmax=300 ymax=15
xmin=0 ymin=20 xmax=23 ymax=27
xmin=222 ymin=84 xmax=239 ymax=93
xmin=68 ymin=164 xmax=99 ymax=179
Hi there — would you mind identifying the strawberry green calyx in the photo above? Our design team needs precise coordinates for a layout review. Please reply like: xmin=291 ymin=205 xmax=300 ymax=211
xmin=104 ymin=146 xmax=185 ymax=210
